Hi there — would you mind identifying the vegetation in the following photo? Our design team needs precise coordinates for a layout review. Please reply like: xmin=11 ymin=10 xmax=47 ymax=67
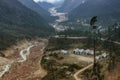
xmin=41 ymin=56 xmax=81 ymax=80
xmin=41 ymin=37 xmax=89 ymax=80
xmin=58 ymin=29 xmax=90 ymax=37
xmin=46 ymin=37 xmax=87 ymax=51
xmin=82 ymin=63 xmax=104 ymax=80
xmin=42 ymin=30 xmax=120 ymax=80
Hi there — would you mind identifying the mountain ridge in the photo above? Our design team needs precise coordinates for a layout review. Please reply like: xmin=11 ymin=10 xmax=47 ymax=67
xmin=58 ymin=0 xmax=86 ymax=12
xmin=69 ymin=0 xmax=120 ymax=19
xmin=18 ymin=0 xmax=55 ymax=22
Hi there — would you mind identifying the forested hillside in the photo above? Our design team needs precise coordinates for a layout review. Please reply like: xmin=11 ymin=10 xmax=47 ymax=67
xmin=69 ymin=0 xmax=120 ymax=24
xmin=0 ymin=0 xmax=54 ymax=50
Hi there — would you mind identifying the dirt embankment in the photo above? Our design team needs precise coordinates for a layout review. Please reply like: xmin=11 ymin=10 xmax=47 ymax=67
xmin=0 ymin=38 xmax=48 ymax=80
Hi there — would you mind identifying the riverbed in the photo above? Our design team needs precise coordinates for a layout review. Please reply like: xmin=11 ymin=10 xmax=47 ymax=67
xmin=49 ymin=7 xmax=69 ymax=31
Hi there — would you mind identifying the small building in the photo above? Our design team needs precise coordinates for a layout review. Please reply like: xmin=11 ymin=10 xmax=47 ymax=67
xmin=102 ymin=53 xmax=107 ymax=58
xmin=84 ymin=49 xmax=94 ymax=55
xmin=73 ymin=49 xmax=85 ymax=55
xmin=73 ymin=48 xmax=79 ymax=54
xmin=61 ymin=50 xmax=68 ymax=55
xmin=95 ymin=56 xmax=100 ymax=60
xmin=84 ymin=49 xmax=91 ymax=55
xmin=89 ymin=50 xmax=94 ymax=55
xmin=96 ymin=53 xmax=108 ymax=60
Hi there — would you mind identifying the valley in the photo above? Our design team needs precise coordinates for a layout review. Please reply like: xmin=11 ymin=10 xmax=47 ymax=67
xmin=0 ymin=0 xmax=120 ymax=80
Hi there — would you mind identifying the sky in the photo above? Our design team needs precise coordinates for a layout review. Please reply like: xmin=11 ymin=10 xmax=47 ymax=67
xmin=34 ymin=0 xmax=64 ymax=3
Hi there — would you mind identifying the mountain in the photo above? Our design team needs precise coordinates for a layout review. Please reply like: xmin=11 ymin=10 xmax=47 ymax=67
xmin=54 ymin=0 xmax=64 ymax=8
xmin=58 ymin=0 xmax=86 ymax=12
xmin=18 ymin=0 xmax=54 ymax=21
xmin=69 ymin=0 xmax=120 ymax=23
xmin=0 ymin=0 xmax=54 ymax=50
xmin=37 ymin=2 xmax=54 ymax=10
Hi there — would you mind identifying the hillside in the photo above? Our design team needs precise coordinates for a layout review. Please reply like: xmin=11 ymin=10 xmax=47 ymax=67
xmin=69 ymin=0 xmax=120 ymax=24
xmin=0 ymin=0 xmax=54 ymax=50
xmin=58 ymin=0 xmax=85 ymax=12
xmin=18 ymin=0 xmax=54 ymax=22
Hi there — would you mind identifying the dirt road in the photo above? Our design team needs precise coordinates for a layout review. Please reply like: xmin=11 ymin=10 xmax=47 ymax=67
xmin=74 ymin=63 xmax=93 ymax=80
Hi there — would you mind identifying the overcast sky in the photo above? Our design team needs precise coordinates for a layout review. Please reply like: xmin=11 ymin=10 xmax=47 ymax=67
xmin=34 ymin=0 xmax=64 ymax=3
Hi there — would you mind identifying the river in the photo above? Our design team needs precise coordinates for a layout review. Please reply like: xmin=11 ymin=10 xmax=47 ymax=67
xmin=0 ymin=42 xmax=38 ymax=78
xmin=49 ymin=7 xmax=69 ymax=31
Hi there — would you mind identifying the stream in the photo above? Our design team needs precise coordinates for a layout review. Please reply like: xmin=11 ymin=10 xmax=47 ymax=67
xmin=0 ymin=44 xmax=36 ymax=78
xmin=18 ymin=45 xmax=34 ymax=62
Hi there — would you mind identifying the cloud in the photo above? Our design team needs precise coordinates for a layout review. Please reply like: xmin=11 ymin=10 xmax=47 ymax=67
xmin=33 ymin=0 xmax=64 ymax=3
